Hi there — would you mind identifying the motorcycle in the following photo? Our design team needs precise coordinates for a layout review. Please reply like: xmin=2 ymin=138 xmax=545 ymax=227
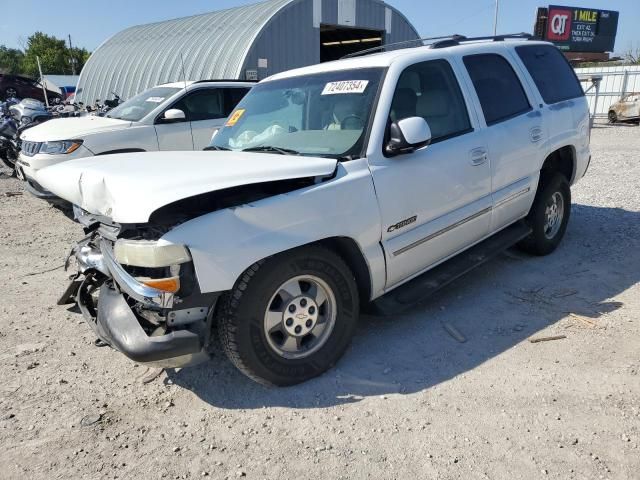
xmin=104 ymin=92 xmax=121 ymax=109
xmin=10 ymin=98 xmax=53 ymax=128
xmin=0 ymin=98 xmax=19 ymax=174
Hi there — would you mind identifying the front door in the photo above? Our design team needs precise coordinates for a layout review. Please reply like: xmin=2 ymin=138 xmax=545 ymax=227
xmin=368 ymin=59 xmax=492 ymax=288
xmin=154 ymin=119 xmax=194 ymax=151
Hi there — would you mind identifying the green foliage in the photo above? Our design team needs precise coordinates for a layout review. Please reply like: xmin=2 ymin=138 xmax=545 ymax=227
xmin=21 ymin=32 xmax=68 ymax=76
xmin=0 ymin=32 xmax=91 ymax=77
xmin=0 ymin=46 xmax=25 ymax=74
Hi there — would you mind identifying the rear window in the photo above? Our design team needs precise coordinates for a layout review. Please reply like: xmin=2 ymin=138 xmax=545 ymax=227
xmin=516 ymin=45 xmax=584 ymax=105
xmin=463 ymin=54 xmax=531 ymax=126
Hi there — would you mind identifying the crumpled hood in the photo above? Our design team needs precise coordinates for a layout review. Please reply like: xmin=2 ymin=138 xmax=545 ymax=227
xmin=20 ymin=116 xmax=132 ymax=142
xmin=36 ymin=151 xmax=338 ymax=223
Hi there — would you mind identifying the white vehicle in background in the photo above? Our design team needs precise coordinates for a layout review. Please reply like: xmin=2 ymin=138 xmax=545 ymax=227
xmin=39 ymin=34 xmax=590 ymax=386
xmin=17 ymin=80 xmax=253 ymax=204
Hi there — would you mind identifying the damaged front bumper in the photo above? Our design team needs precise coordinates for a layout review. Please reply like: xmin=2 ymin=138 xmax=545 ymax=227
xmin=63 ymin=237 xmax=218 ymax=368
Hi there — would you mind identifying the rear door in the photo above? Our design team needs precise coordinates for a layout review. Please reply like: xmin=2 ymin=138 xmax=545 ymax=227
xmin=460 ymin=52 xmax=543 ymax=232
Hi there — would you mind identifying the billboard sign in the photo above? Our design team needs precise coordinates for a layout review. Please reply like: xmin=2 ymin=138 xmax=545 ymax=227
xmin=537 ymin=5 xmax=619 ymax=53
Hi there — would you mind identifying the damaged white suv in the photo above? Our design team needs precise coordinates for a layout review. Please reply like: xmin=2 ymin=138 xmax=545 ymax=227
xmin=39 ymin=35 xmax=591 ymax=386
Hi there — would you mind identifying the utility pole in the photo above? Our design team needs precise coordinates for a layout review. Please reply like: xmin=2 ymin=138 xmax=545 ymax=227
xmin=493 ymin=0 xmax=499 ymax=35
xmin=68 ymin=34 xmax=76 ymax=75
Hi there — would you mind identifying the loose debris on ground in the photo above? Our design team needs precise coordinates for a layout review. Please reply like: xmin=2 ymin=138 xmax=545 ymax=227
xmin=0 ymin=124 xmax=638 ymax=479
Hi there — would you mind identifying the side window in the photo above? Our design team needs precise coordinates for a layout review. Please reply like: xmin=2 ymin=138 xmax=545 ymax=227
xmin=463 ymin=54 xmax=531 ymax=126
xmin=516 ymin=45 xmax=584 ymax=105
xmin=176 ymin=89 xmax=225 ymax=121
xmin=224 ymin=88 xmax=250 ymax=116
xmin=390 ymin=59 xmax=471 ymax=142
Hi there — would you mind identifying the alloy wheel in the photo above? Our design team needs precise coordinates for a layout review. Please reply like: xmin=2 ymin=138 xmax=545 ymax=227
xmin=543 ymin=191 xmax=564 ymax=240
xmin=263 ymin=275 xmax=337 ymax=359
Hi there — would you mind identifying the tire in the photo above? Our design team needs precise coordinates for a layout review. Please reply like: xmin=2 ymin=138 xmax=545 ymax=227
xmin=518 ymin=173 xmax=571 ymax=256
xmin=608 ymin=110 xmax=617 ymax=124
xmin=217 ymin=245 xmax=360 ymax=386
xmin=5 ymin=88 xmax=17 ymax=99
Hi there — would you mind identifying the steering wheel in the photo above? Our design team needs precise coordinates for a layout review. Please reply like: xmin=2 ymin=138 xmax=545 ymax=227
xmin=340 ymin=114 xmax=364 ymax=130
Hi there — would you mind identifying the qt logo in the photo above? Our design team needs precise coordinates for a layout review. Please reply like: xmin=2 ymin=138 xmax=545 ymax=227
xmin=547 ymin=9 xmax=572 ymax=41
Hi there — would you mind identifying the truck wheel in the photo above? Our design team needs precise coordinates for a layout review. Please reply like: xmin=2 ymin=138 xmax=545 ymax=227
xmin=518 ymin=173 xmax=571 ymax=256
xmin=217 ymin=245 xmax=360 ymax=386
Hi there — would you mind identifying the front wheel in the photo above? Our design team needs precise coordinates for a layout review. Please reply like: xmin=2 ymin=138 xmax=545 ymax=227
xmin=217 ymin=245 xmax=360 ymax=386
xmin=608 ymin=110 xmax=618 ymax=124
xmin=518 ymin=173 xmax=571 ymax=256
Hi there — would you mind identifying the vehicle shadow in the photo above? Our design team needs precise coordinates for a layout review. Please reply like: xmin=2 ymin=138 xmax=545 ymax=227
xmin=166 ymin=204 xmax=639 ymax=409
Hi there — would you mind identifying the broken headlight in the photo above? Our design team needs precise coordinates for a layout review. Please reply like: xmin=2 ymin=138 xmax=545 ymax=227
xmin=114 ymin=239 xmax=191 ymax=268
xmin=114 ymin=240 xmax=192 ymax=295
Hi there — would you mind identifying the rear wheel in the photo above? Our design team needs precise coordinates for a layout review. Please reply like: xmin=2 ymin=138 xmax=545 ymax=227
xmin=5 ymin=88 xmax=17 ymax=99
xmin=518 ymin=173 xmax=571 ymax=256
xmin=217 ymin=245 xmax=359 ymax=386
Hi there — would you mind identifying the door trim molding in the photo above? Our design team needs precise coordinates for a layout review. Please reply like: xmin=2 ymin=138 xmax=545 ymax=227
xmin=393 ymin=206 xmax=492 ymax=257
xmin=494 ymin=186 xmax=531 ymax=209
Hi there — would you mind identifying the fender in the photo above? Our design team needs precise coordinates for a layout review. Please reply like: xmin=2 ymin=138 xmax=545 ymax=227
xmin=160 ymin=159 xmax=387 ymax=299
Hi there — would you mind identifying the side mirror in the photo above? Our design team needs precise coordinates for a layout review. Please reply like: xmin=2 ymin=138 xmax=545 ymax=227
xmin=162 ymin=108 xmax=186 ymax=122
xmin=385 ymin=116 xmax=432 ymax=157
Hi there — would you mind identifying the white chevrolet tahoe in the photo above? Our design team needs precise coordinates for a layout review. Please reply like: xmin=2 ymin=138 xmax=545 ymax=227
xmin=38 ymin=35 xmax=591 ymax=386
xmin=17 ymin=80 xmax=252 ymax=203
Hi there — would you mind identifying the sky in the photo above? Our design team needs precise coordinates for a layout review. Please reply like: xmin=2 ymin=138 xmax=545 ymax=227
xmin=1 ymin=0 xmax=638 ymax=56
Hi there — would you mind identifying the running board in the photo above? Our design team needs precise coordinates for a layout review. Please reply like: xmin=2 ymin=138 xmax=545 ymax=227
xmin=370 ymin=221 xmax=532 ymax=315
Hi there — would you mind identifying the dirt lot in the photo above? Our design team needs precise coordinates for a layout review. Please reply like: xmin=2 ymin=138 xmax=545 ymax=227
xmin=1 ymin=124 xmax=639 ymax=480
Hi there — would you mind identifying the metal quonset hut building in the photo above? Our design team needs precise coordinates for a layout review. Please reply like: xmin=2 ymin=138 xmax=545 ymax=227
xmin=76 ymin=0 xmax=420 ymax=103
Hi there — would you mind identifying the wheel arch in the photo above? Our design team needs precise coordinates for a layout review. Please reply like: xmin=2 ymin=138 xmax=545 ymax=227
xmin=312 ymin=236 xmax=373 ymax=307
xmin=541 ymin=145 xmax=576 ymax=185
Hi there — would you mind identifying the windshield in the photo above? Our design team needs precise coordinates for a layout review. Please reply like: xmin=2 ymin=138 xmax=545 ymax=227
xmin=107 ymin=86 xmax=181 ymax=122
xmin=209 ymin=68 xmax=384 ymax=158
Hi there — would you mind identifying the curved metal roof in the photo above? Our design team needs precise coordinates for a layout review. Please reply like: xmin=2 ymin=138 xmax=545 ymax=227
xmin=76 ymin=0 xmax=420 ymax=104
xmin=76 ymin=0 xmax=292 ymax=103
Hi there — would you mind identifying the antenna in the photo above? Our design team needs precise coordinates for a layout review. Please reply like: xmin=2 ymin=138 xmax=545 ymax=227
xmin=179 ymin=53 xmax=195 ymax=148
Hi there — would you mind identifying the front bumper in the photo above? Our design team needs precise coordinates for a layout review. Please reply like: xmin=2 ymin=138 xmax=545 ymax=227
xmin=67 ymin=237 xmax=216 ymax=368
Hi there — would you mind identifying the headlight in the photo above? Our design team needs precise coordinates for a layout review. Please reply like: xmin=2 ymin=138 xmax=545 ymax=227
xmin=39 ymin=140 xmax=83 ymax=155
xmin=114 ymin=239 xmax=191 ymax=268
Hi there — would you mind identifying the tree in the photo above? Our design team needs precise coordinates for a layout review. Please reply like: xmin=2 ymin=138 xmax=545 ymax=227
xmin=0 ymin=32 xmax=91 ymax=77
xmin=20 ymin=32 xmax=69 ymax=77
xmin=623 ymin=46 xmax=640 ymax=65
xmin=0 ymin=46 xmax=25 ymax=74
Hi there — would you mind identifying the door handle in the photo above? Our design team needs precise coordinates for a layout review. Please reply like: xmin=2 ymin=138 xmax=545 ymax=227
xmin=470 ymin=148 xmax=488 ymax=166
xmin=530 ymin=126 xmax=543 ymax=143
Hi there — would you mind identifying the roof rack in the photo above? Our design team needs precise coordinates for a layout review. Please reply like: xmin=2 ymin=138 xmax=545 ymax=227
xmin=192 ymin=79 xmax=258 ymax=84
xmin=431 ymin=32 xmax=534 ymax=48
xmin=342 ymin=33 xmax=536 ymax=59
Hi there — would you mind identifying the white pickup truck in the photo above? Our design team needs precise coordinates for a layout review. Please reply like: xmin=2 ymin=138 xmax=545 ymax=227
xmin=17 ymin=80 xmax=252 ymax=204
xmin=38 ymin=35 xmax=590 ymax=386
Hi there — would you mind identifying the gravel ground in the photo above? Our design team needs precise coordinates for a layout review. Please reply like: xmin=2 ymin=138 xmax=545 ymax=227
xmin=0 ymin=124 xmax=639 ymax=480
